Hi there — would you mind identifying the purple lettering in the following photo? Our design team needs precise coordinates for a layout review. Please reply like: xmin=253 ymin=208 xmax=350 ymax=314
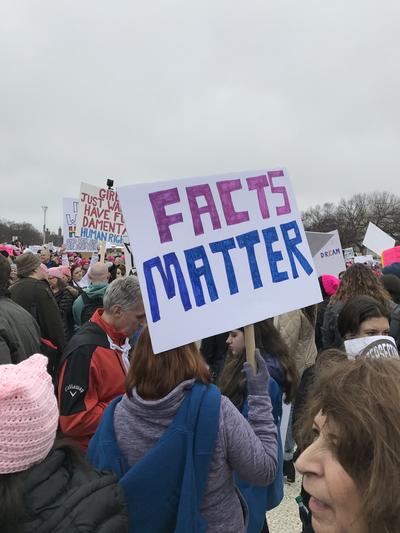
xmin=268 ymin=170 xmax=291 ymax=216
xmin=246 ymin=175 xmax=270 ymax=219
xmin=185 ymin=184 xmax=221 ymax=236
xmin=216 ymin=179 xmax=249 ymax=226
xmin=149 ymin=188 xmax=183 ymax=244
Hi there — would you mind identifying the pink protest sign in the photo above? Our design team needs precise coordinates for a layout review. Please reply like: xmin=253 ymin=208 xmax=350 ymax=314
xmin=382 ymin=246 xmax=400 ymax=267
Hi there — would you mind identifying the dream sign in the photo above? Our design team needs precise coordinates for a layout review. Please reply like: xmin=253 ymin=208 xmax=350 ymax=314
xmin=118 ymin=169 xmax=322 ymax=353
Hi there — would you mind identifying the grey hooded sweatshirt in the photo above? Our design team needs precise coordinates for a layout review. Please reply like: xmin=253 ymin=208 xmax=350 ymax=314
xmin=114 ymin=379 xmax=278 ymax=533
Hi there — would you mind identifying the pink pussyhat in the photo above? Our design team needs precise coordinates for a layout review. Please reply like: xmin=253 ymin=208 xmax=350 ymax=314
xmin=0 ymin=354 xmax=59 ymax=474
xmin=321 ymin=274 xmax=340 ymax=296
xmin=47 ymin=267 xmax=64 ymax=279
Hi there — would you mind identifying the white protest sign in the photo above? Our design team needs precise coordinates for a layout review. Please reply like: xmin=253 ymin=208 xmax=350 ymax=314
xmin=75 ymin=183 xmax=127 ymax=245
xmin=343 ymin=247 xmax=355 ymax=261
xmin=63 ymin=197 xmax=101 ymax=252
xmin=363 ymin=222 xmax=395 ymax=255
xmin=305 ymin=231 xmax=332 ymax=257
xmin=118 ymin=168 xmax=322 ymax=353
xmin=63 ymin=197 xmax=79 ymax=238
xmin=64 ymin=237 xmax=98 ymax=253
xmin=310 ymin=230 xmax=346 ymax=278
xmin=354 ymin=254 xmax=373 ymax=264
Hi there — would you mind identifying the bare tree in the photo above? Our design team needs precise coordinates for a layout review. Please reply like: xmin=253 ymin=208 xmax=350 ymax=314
xmin=302 ymin=191 xmax=400 ymax=249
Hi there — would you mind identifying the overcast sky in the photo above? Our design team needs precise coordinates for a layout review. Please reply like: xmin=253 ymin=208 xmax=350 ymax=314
xmin=1 ymin=0 xmax=399 ymax=233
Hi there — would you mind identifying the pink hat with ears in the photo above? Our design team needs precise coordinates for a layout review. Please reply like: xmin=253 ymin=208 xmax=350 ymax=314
xmin=0 ymin=354 xmax=59 ymax=474
xmin=107 ymin=255 xmax=115 ymax=262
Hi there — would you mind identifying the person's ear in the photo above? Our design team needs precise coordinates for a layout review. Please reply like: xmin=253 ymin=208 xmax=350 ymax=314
xmin=111 ymin=304 xmax=123 ymax=318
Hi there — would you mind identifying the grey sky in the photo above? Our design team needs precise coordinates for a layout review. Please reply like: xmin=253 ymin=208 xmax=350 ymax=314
xmin=1 ymin=0 xmax=399 ymax=234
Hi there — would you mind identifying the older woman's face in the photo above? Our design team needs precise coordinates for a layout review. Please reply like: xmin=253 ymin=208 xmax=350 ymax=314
xmin=296 ymin=412 xmax=365 ymax=533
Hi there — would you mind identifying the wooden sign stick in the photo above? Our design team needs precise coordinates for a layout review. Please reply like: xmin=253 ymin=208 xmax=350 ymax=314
xmin=99 ymin=241 xmax=106 ymax=263
xmin=244 ymin=324 xmax=257 ymax=373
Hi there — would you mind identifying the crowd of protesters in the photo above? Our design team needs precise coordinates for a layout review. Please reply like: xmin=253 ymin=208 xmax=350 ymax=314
xmin=1 ymin=241 xmax=400 ymax=533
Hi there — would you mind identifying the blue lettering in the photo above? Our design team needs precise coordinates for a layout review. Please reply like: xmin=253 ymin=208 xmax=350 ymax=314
xmin=236 ymin=230 xmax=263 ymax=289
xmin=262 ymin=227 xmax=289 ymax=283
xmin=209 ymin=238 xmax=238 ymax=295
xmin=143 ymin=253 xmax=192 ymax=322
xmin=184 ymin=246 xmax=219 ymax=307
xmin=280 ymin=221 xmax=314 ymax=279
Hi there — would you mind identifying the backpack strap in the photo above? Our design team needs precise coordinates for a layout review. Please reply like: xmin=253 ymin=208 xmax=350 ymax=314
xmin=172 ymin=383 xmax=221 ymax=507
xmin=192 ymin=383 xmax=221 ymax=506
xmin=80 ymin=291 xmax=90 ymax=304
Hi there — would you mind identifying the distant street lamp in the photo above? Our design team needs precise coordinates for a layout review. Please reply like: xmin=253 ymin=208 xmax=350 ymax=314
xmin=41 ymin=206 xmax=48 ymax=245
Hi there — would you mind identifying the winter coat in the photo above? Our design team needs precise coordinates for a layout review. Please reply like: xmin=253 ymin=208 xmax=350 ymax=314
xmin=390 ymin=303 xmax=400 ymax=349
xmin=315 ymin=298 xmax=330 ymax=351
xmin=72 ymin=283 xmax=108 ymax=326
xmin=112 ymin=379 xmax=278 ymax=533
xmin=58 ymin=309 xmax=127 ymax=450
xmin=18 ymin=446 xmax=128 ymax=533
xmin=10 ymin=277 xmax=65 ymax=354
xmin=0 ymin=288 xmax=41 ymax=364
xmin=54 ymin=286 xmax=78 ymax=342
xmin=321 ymin=300 xmax=345 ymax=349
xmin=201 ymin=332 xmax=229 ymax=380
xmin=274 ymin=309 xmax=318 ymax=376
xmin=235 ymin=376 xmax=284 ymax=532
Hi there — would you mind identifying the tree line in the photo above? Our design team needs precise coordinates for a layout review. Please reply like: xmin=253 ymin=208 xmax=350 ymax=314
xmin=302 ymin=191 xmax=400 ymax=250
xmin=2 ymin=191 xmax=399 ymax=250
xmin=0 ymin=219 xmax=63 ymax=246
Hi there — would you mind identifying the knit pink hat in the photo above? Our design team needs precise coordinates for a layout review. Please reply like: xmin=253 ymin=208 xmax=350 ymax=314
xmin=60 ymin=265 xmax=71 ymax=277
xmin=321 ymin=274 xmax=340 ymax=296
xmin=48 ymin=267 xmax=63 ymax=279
xmin=0 ymin=354 xmax=59 ymax=474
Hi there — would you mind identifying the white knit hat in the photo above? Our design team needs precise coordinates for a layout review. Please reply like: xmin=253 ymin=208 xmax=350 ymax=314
xmin=0 ymin=354 xmax=59 ymax=474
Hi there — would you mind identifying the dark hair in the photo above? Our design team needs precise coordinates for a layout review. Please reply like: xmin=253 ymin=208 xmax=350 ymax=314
xmin=126 ymin=326 xmax=211 ymax=400
xmin=0 ymin=254 xmax=11 ymax=288
xmin=0 ymin=438 xmax=88 ymax=533
xmin=117 ymin=264 xmax=126 ymax=276
xmin=218 ymin=319 xmax=298 ymax=409
xmin=297 ymin=357 xmax=400 ymax=533
xmin=380 ymin=274 xmax=400 ymax=304
xmin=337 ymin=295 xmax=390 ymax=338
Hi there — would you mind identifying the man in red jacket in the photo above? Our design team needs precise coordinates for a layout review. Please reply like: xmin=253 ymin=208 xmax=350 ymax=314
xmin=58 ymin=276 xmax=145 ymax=450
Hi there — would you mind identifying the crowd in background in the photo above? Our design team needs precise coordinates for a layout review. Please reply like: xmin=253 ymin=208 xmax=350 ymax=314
xmin=1 ymin=243 xmax=400 ymax=533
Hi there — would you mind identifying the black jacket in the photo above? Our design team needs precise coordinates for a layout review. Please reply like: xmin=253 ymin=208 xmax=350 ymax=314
xmin=10 ymin=277 xmax=66 ymax=353
xmin=54 ymin=286 xmax=78 ymax=342
xmin=21 ymin=446 xmax=129 ymax=533
xmin=0 ymin=288 xmax=41 ymax=364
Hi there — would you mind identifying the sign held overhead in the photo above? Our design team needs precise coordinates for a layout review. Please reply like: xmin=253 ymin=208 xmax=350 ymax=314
xmin=363 ymin=222 xmax=395 ymax=255
xmin=75 ymin=183 xmax=127 ymax=245
xmin=118 ymin=168 xmax=322 ymax=353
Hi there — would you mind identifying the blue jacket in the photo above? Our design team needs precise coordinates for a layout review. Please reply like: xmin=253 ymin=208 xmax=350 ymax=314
xmin=87 ymin=383 xmax=221 ymax=533
xmin=235 ymin=376 xmax=284 ymax=533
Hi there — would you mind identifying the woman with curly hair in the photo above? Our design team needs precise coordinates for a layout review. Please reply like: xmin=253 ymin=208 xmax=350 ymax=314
xmin=321 ymin=263 xmax=392 ymax=349
xmin=296 ymin=356 xmax=400 ymax=533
